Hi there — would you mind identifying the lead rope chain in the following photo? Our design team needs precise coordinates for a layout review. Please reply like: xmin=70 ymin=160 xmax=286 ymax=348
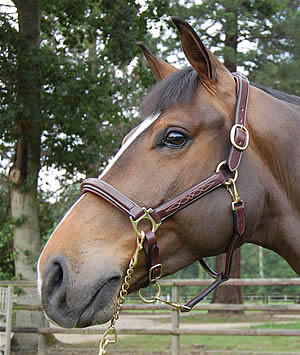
xmin=98 ymin=231 xmax=146 ymax=354
xmin=98 ymin=211 xmax=185 ymax=354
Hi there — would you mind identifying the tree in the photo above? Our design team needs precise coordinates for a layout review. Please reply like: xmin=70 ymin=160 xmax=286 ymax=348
xmin=0 ymin=0 xmax=170 ymax=346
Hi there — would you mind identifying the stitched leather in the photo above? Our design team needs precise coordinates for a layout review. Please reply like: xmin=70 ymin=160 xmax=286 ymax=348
xmin=154 ymin=171 xmax=226 ymax=220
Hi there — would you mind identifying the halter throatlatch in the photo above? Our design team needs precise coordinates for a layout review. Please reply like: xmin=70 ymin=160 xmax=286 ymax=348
xmin=80 ymin=72 xmax=249 ymax=353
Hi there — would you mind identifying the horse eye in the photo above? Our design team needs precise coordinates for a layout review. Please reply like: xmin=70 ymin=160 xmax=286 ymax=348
xmin=163 ymin=131 xmax=188 ymax=148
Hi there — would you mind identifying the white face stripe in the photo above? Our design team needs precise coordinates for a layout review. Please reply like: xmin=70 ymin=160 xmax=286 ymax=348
xmin=37 ymin=194 xmax=87 ymax=293
xmin=100 ymin=113 xmax=160 ymax=179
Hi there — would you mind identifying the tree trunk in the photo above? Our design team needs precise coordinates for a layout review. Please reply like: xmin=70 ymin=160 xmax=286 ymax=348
xmin=259 ymin=246 xmax=264 ymax=278
xmin=10 ymin=0 xmax=42 ymax=348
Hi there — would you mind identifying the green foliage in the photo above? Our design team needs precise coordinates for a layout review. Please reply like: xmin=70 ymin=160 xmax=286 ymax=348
xmin=159 ymin=0 xmax=299 ymax=94
xmin=241 ymin=244 xmax=300 ymax=294
xmin=0 ymin=174 xmax=14 ymax=280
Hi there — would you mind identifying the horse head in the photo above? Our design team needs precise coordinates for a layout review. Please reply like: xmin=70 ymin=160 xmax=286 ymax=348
xmin=38 ymin=17 xmax=300 ymax=328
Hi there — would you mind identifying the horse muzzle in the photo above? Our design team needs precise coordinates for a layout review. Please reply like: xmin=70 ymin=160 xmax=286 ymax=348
xmin=39 ymin=254 xmax=122 ymax=328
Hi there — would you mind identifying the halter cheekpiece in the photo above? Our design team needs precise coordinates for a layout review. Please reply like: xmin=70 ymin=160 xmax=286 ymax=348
xmin=81 ymin=72 xmax=250 ymax=312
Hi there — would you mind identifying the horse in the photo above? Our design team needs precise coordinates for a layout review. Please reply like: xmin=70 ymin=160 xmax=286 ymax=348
xmin=37 ymin=17 xmax=300 ymax=330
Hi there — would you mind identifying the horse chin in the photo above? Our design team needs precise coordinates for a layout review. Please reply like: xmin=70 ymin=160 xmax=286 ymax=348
xmin=76 ymin=277 xmax=121 ymax=328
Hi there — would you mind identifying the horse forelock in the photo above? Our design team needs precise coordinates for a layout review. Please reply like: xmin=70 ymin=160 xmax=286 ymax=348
xmin=141 ymin=67 xmax=199 ymax=119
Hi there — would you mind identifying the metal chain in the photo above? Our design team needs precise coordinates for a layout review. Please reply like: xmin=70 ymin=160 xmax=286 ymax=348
xmin=98 ymin=231 xmax=146 ymax=354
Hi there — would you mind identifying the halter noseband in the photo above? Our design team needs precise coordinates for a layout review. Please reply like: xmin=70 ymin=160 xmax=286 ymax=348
xmin=81 ymin=72 xmax=249 ymax=312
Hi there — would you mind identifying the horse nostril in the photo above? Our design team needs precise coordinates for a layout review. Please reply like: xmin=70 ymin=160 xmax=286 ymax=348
xmin=48 ymin=263 xmax=63 ymax=292
xmin=42 ymin=255 xmax=69 ymax=304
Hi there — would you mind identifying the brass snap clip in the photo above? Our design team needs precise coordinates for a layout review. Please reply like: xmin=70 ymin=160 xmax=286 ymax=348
xmin=225 ymin=177 xmax=244 ymax=211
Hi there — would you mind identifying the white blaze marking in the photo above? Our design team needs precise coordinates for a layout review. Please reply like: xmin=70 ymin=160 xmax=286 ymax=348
xmin=100 ymin=113 xmax=160 ymax=178
xmin=37 ymin=194 xmax=86 ymax=294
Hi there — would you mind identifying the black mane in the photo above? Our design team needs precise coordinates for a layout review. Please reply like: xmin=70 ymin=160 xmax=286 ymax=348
xmin=252 ymin=83 xmax=300 ymax=106
xmin=141 ymin=67 xmax=300 ymax=118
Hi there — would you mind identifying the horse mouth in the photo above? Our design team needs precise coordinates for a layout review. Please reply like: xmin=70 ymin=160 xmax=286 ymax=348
xmin=76 ymin=276 xmax=121 ymax=327
xmin=41 ymin=271 xmax=122 ymax=328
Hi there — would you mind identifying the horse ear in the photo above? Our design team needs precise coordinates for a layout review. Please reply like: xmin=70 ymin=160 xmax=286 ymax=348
xmin=137 ymin=42 xmax=178 ymax=81
xmin=172 ymin=16 xmax=217 ymax=82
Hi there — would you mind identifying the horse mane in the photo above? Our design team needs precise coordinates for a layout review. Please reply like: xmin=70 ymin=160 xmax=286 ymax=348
xmin=141 ymin=66 xmax=300 ymax=119
xmin=252 ymin=83 xmax=300 ymax=107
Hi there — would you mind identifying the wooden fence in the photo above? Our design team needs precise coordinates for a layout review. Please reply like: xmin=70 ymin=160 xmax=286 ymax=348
xmin=1 ymin=278 xmax=300 ymax=354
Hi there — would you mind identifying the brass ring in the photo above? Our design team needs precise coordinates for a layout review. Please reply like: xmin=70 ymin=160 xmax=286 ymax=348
xmin=138 ymin=281 xmax=161 ymax=304
xmin=216 ymin=161 xmax=238 ymax=183
xmin=216 ymin=160 xmax=227 ymax=173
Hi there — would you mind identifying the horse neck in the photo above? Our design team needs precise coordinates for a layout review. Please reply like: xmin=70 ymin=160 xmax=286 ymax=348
xmin=246 ymin=86 xmax=300 ymax=274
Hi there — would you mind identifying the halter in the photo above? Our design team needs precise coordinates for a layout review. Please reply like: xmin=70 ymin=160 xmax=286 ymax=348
xmin=81 ymin=72 xmax=249 ymax=312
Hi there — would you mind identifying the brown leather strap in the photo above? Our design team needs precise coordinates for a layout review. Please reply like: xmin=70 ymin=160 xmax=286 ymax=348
xmin=143 ymin=231 xmax=162 ymax=280
xmin=81 ymin=178 xmax=145 ymax=220
xmin=227 ymin=73 xmax=250 ymax=171
xmin=154 ymin=171 xmax=226 ymax=221
xmin=181 ymin=203 xmax=245 ymax=312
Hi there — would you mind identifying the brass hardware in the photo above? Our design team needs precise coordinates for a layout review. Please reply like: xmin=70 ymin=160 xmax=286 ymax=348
xmin=230 ymin=124 xmax=249 ymax=151
xmin=225 ymin=178 xmax=244 ymax=211
xmin=99 ymin=328 xmax=117 ymax=354
xmin=138 ymin=281 xmax=161 ymax=303
xmin=216 ymin=161 xmax=238 ymax=183
xmin=216 ymin=160 xmax=227 ymax=173
xmin=130 ymin=207 xmax=162 ymax=238
xmin=149 ymin=264 xmax=163 ymax=282
xmin=153 ymin=295 xmax=182 ymax=310
xmin=232 ymin=199 xmax=244 ymax=211
xmin=138 ymin=281 xmax=183 ymax=311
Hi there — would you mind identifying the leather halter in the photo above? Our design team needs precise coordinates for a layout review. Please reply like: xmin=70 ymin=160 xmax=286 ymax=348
xmin=81 ymin=72 xmax=249 ymax=312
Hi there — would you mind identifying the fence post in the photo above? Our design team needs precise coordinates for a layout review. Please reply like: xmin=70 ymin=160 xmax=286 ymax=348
xmin=171 ymin=284 xmax=179 ymax=355
xmin=38 ymin=314 xmax=48 ymax=355
xmin=5 ymin=286 xmax=13 ymax=355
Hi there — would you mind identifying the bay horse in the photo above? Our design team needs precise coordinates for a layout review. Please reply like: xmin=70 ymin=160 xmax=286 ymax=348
xmin=38 ymin=17 xmax=300 ymax=330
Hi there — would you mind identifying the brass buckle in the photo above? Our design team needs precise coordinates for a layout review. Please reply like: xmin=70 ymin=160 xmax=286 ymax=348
xmin=149 ymin=264 xmax=162 ymax=282
xmin=130 ymin=208 xmax=162 ymax=238
xmin=230 ymin=124 xmax=249 ymax=151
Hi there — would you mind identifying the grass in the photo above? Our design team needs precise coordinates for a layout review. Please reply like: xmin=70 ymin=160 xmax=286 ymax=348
xmin=99 ymin=332 xmax=300 ymax=354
